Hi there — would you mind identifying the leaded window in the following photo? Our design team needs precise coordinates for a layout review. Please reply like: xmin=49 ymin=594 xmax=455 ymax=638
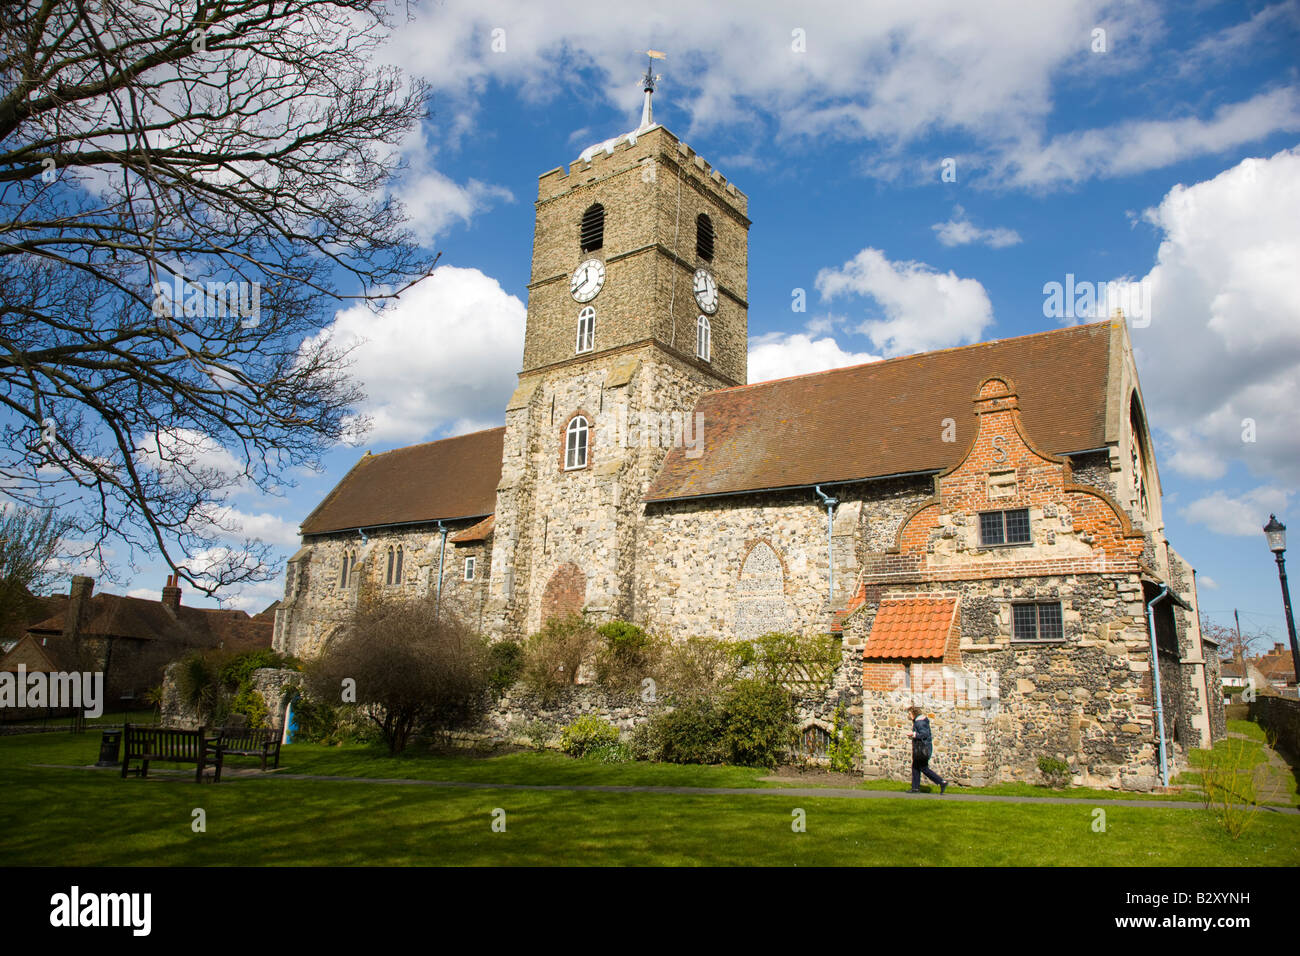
xmin=1012 ymin=602 xmax=1064 ymax=641
xmin=980 ymin=508 xmax=1030 ymax=546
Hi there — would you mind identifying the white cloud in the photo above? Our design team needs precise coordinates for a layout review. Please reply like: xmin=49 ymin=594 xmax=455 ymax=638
xmin=308 ymin=265 xmax=524 ymax=444
xmin=202 ymin=505 xmax=302 ymax=549
xmin=1198 ymin=575 xmax=1219 ymax=591
xmin=369 ymin=2 xmax=1300 ymax=193
xmin=747 ymin=332 xmax=879 ymax=384
xmin=135 ymin=427 xmax=244 ymax=479
xmin=397 ymin=170 xmax=513 ymax=244
xmin=1176 ymin=4 xmax=1300 ymax=79
xmin=932 ymin=206 xmax=1022 ymax=248
xmin=1131 ymin=146 xmax=1300 ymax=485
xmin=1180 ymin=487 xmax=1292 ymax=537
xmin=815 ymin=247 xmax=995 ymax=356
xmin=998 ymin=89 xmax=1300 ymax=188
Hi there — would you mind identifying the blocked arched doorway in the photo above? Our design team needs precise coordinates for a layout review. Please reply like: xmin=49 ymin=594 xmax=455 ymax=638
xmin=541 ymin=562 xmax=586 ymax=622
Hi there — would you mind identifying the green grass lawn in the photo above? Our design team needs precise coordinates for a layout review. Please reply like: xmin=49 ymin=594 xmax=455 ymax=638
xmin=1173 ymin=719 xmax=1300 ymax=807
xmin=1 ymin=707 xmax=160 ymax=729
xmin=0 ymin=730 xmax=1296 ymax=866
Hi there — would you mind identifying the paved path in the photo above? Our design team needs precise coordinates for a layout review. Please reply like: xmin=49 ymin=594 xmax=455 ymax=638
xmin=39 ymin=764 xmax=1300 ymax=814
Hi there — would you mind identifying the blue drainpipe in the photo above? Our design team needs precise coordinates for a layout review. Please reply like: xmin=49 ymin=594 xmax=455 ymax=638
xmin=1145 ymin=585 xmax=1172 ymax=788
xmin=435 ymin=520 xmax=448 ymax=618
xmin=814 ymin=486 xmax=838 ymax=608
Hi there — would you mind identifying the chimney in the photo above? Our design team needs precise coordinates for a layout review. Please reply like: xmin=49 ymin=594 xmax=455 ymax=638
xmin=162 ymin=574 xmax=182 ymax=612
xmin=64 ymin=575 xmax=94 ymax=642
xmin=1275 ymin=642 xmax=1285 ymax=654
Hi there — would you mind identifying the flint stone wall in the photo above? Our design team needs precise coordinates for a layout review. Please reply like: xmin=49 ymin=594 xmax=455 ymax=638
xmin=275 ymin=522 xmax=492 ymax=659
xmin=160 ymin=665 xmax=299 ymax=730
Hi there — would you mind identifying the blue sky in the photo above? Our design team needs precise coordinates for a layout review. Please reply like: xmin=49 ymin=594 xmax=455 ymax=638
xmin=92 ymin=1 xmax=1299 ymax=650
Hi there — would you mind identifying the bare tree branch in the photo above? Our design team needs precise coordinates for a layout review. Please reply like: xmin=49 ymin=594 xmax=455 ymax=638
xmin=0 ymin=0 xmax=435 ymax=593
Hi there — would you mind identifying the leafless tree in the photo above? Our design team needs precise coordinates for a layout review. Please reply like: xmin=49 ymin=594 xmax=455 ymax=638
xmin=1202 ymin=616 xmax=1268 ymax=664
xmin=0 ymin=1 xmax=435 ymax=592
xmin=307 ymin=597 xmax=489 ymax=754
xmin=0 ymin=503 xmax=69 ymax=640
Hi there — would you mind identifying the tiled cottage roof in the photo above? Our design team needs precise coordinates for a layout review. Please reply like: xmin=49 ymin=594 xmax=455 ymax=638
xmin=26 ymin=594 xmax=271 ymax=652
xmin=450 ymin=514 xmax=495 ymax=544
xmin=863 ymin=594 xmax=958 ymax=660
xmin=645 ymin=321 xmax=1118 ymax=502
xmin=300 ymin=427 xmax=505 ymax=535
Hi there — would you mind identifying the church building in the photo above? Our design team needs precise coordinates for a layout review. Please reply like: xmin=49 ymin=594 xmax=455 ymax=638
xmin=273 ymin=73 xmax=1224 ymax=789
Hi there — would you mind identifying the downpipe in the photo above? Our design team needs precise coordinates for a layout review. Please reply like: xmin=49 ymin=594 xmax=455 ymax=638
xmin=1145 ymin=585 xmax=1172 ymax=788
xmin=436 ymin=520 xmax=448 ymax=617
xmin=814 ymin=486 xmax=838 ymax=608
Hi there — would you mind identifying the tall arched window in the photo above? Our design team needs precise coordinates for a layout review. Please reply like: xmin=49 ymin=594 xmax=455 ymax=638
xmin=696 ymin=315 xmax=711 ymax=362
xmin=565 ymin=415 xmax=589 ymax=470
xmin=339 ymin=549 xmax=354 ymax=588
xmin=580 ymin=203 xmax=604 ymax=253
xmin=385 ymin=545 xmax=403 ymax=585
xmin=696 ymin=212 xmax=714 ymax=262
xmin=385 ymin=546 xmax=395 ymax=585
xmin=1129 ymin=396 xmax=1151 ymax=519
xmin=576 ymin=306 xmax=595 ymax=353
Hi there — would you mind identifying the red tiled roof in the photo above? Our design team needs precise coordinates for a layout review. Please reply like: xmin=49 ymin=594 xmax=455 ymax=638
xmin=646 ymin=321 xmax=1117 ymax=502
xmin=863 ymin=595 xmax=958 ymax=659
xmin=1255 ymin=653 xmax=1296 ymax=682
xmin=300 ymin=428 xmax=505 ymax=535
xmin=450 ymin=514 xmax=495 ymax=544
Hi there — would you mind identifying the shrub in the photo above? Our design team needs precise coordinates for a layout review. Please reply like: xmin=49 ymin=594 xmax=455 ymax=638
xmin=1037 ymin=755 xmax=1072 ymax=789
xmin=305 ymin=598 xmax=490 ymax=754
xmin=291 ymin=691 xmax=374 ymax=746
xmin=1199 ymin=738 xmax=1261 ymax=840
xmin=652 ymin=698 xmax=727 ymax=764
xmin=521 ymin=613 xmax=597 ymax=702
xmin=658 ymin=636 xmax=747 ymax=701
xmin=720 ymin=679 xmax=795 ymax=768
xmin=523 ymin=719 xmax=554 ymax=751
xmin=218 ymin=648 xmax=296 ymax=690
xmin=229 ymin=682 xmax=269 ymax=729
xmin=487 ymin=639 xmax=524 ymax=693
xmin=174 ymin=652 xmax=223 ymax=723
xmin=594 ymin=621 xmax=663 ymax=692
xmin=827 ymin=702 xmax=860 ymax=773
xmin=628 ymin=720 xmax=662 ymax=761
xmin=642 ymin=679 xmax=796 ymax=768
xmin=559 ymin=715 xmax=621 ymax=757
xmin=587 ymin=741 xmax=634 ymax=764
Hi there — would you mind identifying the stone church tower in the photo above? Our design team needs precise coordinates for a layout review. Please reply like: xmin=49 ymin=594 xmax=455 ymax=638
xmin=486 ymin=82 xmax=750 ymax=638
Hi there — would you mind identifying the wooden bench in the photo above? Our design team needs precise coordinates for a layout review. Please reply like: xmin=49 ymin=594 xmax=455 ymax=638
xmin=211 ymin=726 xmax=282 ymax=783
xmin=120 ymin=724 xmax=219 ymax=783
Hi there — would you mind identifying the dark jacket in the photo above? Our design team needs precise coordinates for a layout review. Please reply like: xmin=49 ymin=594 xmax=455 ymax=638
xmin=911 ymin=716 xmax=934 ymax=762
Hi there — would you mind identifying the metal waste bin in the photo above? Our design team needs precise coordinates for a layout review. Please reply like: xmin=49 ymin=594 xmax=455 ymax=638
xmin=97 ymin=730 xmax=122 ymax=768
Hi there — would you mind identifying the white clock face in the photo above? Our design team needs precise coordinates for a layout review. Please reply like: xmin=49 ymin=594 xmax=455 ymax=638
xmin=694 ymin=269 xmax=718 ymax=314
xmin=571 ymin=258 xmax=606 ymax=303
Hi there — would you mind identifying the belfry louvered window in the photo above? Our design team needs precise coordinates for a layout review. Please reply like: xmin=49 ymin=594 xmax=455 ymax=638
xmin=696 ymin=213 xmax=714 ymax=261
xmin=580 ymin=203 xmax=604 ymax=252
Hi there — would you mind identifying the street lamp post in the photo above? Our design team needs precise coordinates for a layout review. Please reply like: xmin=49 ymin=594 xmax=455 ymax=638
xmin=1263 ymin=514 xmax=1300 ymax=686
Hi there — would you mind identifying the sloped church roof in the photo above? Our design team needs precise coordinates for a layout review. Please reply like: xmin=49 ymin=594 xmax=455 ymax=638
xmin=299 ymin=321 xmax=1122 ymax=534
xmin=300 ymin=427 xmax=505 ymax=535
xmin=645 ymin=320 xmax=1119 ymax=502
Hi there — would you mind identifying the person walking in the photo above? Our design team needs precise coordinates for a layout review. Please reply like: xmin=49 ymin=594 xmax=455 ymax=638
xmin=907 ymin=705 xmax=949 ymax=794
